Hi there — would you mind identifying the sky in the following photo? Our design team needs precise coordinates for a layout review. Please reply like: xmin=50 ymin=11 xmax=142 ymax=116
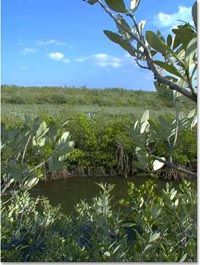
xmin=1 ymin=0 xmax=194 ymax=90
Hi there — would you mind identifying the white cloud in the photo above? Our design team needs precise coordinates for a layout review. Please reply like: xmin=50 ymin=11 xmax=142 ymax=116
xmin=20 ymin=47 xmax=37 ymax=54
xmin=48 ymin=52 xmax=65 ymax=61
xmin=37 ymin=39 xmax=66 ymax=46
xmin=47 ymin=52 xmax=70 ymax=63
xmin=92 ymin=53 xmax=122 ymax=68
xmin=75 ymin=53 xmax=129 ymax=68
xmin=154 ymin=6 xmax=192 ymax=28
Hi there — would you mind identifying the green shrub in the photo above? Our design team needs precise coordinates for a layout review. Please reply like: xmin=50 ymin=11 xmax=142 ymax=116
xmin=1 ymin=181 xmax=197 ymax=262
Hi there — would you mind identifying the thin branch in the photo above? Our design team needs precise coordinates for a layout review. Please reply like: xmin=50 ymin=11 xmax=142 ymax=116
xmin=135 ymin=59 xmax=150 ymax=69
xmin=96 ymin=0 xmax=197 ymax=103
xmin=168 ymin=98 xmax=179 ymax=164
xmin=153 ymin=155 xmax=197 ymax=178
xmin=21 ymin=134 xmax=32 ymax=165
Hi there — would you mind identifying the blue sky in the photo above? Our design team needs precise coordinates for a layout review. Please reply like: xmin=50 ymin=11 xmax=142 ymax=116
xmin=2 ymin=0 xmax=194 ymax=90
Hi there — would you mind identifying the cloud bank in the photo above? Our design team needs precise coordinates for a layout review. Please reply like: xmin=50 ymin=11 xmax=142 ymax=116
xmin=154 ymin=6 xmax=192 ymax=28
xmin=75 ymin=53 xmax=134 ymax=68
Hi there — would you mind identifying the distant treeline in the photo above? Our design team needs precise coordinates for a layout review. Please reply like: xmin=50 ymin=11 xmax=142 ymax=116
xmin=1 ymin=85 xmax=193 ymax=109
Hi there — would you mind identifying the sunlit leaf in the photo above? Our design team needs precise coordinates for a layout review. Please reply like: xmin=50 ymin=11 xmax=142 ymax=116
xmin=191 ymin=115 xmax=197 ymax=129
xmin=141 ymin=110 xmax=149 ymax=123
xmin=152 ymin=157 xmax=165 ymax=171
xmin=149 ymin=232 xmax=160 ymax=243
xmin=23 ymin=177 xmax=39 ymax=190
xmin=170 ymin=189 xmax=177 ymax=200
xmin=138 ymin=20 xmax=146 ymax=34
xmin=140 ymin=120 xmax=149 ymax=134
xmin=58 ymin=132 xmax=70 ymax=145
xmin=36 ymin=121 xmax=49 ymax=138
xmin=130 ymin=0 xmax=141 ymax=13
xmin=185 ymin=37 xmax=197 ymax=71
xmin=179 ymin=253 xmax=188 ymax=262
xmin=188 ymin=108 xmax=196 ymax=119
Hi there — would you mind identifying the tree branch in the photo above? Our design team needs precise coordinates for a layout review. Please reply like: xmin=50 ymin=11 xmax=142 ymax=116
xmin=153 ymin=156 xmax=197 ymax=178
xmin=96 ymin=0 xmax=197 ymax=103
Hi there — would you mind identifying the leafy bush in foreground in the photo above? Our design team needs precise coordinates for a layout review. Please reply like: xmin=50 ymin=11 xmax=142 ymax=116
xmin=1 ymin=181 xmax=197 ymax=262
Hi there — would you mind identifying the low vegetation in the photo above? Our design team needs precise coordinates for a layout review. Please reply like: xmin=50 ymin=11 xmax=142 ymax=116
xmin=1 ymin=85 xmax=193 ymax=108
xmin=1 ymin=181 xmax=197 ymax=262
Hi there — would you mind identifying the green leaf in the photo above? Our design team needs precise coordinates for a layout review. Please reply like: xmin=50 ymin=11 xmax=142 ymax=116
xmin=58 ymin=153 xmax=70 ymax=162
xmin=58 ymin=132 xmax=70 ymax=145
xmin=153 ymin=60 xmax=184 ymax=79
xmin=185 ymin=37 xmax=197 ymax=70
xmin=23 ymin=177 xmax=39 ymax=190
xmin=154 ymin=80 xmax=174 ymax=102
xmin=179 ymin=253 xmax=187 ymax=262
xmin=116 ymin=14 xmax=132 ymax=40
xmin=36 ymin=121 xmax=49 ymax=138
xmin=158 ymin=116 xmax=171 ymax=132
xmin=172 ymin=24 xmax=196 ymax=50
xmin=147 ymin=31 xmax=185 ymax=67
xmin=104 ymin=30 xmax=136 ymax=56
xmin=192 ymin=1 xmax=197 ymax=29
xmin=167 ymin=34 xmax=173 ymax=47
xmin=105 ymin=0 xmax=127 ymax=13
xmin=135 ymin=147 xmax=148 ymax=169
xmin=48 ymin=157 xmax=65 ymax=172
xmin=149 ymin=232 xmax=160 ymax=243
xmin=151 ymin=204 xmax=161 ymax=218
xmin=191 ymin=115 xmax=197 ymax=129
xmin=187 ymin=108 xmax=196 ymax=118
xmin=33 ymin=136 xmax=46 ymax=147
xmin=170 ymin=189 xmax=177 ymax=200
xmin=146 ymin=31 xmax=166 ymax=54
xmin=87 ymin=0 xmax=98 ymax=5
xmin=134 ymin=229 xmax=146 ymax=245
xmin=140 ymin=120 xmax=149 ymax=134
xmin=121 ymin=222 xmax=134 ymax=228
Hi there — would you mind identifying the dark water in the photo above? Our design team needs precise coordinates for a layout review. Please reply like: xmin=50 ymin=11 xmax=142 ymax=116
xmin=31 ymin=175 xmax=172 ymax=214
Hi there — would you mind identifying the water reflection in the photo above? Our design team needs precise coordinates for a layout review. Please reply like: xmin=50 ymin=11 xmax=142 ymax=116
xmin=31 ymin=175 xmax=182 ymax=214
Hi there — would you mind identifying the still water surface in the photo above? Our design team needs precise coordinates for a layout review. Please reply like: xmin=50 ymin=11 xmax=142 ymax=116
xmin=31 ymin=175 xmax=171 ymax=214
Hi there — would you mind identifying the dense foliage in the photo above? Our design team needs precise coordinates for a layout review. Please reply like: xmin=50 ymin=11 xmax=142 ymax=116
xmin=1 ymin=181 xmax=197 ymax=262
xmin=1 ymin=85 xmax=193 ymax=109
xmin=1 ymin=112 xmax=197 ymax=184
